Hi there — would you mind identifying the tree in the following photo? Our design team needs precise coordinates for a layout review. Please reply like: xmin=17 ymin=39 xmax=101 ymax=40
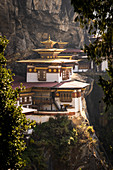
xmin=0 ymin=36 xmax=35 ymax=169
xmin=23 ymin=116 xmax=78 ymax=170
xmin=71 ymin=0 xmax=113 ymax=110
xmin=23 ymin=116 xmax=108 ymax=170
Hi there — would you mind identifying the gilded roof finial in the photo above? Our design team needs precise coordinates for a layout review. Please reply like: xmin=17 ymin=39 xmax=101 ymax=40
xmin=49 ymin=34 xmax=51 ymax=41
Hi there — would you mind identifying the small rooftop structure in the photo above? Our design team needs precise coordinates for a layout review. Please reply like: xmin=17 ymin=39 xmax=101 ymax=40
xmin=40 ymin=35 xmax=57 ymax=48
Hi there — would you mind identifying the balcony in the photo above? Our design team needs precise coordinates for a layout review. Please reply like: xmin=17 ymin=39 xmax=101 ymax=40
xmin=33 ymin=97 xmax=53 ymax=104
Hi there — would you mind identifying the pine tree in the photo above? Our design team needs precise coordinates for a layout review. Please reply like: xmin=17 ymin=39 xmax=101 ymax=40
xmin=0 ymin=36 xmax=35 ymax=169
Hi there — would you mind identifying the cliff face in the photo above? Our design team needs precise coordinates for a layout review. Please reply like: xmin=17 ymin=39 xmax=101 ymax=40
xmin=0 ymin=0 xmax=88 ymax=61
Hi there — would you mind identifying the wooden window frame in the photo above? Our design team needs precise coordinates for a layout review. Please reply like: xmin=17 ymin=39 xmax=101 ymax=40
xmin=60 ymin=92 xmax=72 ymax=102
xmin=38 ymin=70 xmax=46 ymax=81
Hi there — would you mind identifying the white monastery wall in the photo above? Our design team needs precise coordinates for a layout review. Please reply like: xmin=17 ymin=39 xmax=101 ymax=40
xmin=27 ymin=72 xmax=62 ymax=82
xmin=47 ymin=73 xmax=61 ymax=82
xmin=72 ymin=98 xmax=79 ymax=112
xmin=101 ymin=60 xmax=108 ymax=72
xmin=59 ymin=73 xmax=62 ymax=82
xmin=26 ymin=115 xmax=53 ymax=124
xmin=55 ymin=97 xmax=61 ymax=108
xmin=27 ymin=73 xmax=38 ymax=82
xmin=73 ymin=65 xmax=78 ymax=72
xmin=78 ymin=96 xmax=82 ymax=112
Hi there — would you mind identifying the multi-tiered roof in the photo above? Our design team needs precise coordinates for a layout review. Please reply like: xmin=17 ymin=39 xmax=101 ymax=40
xmin=18 ymin=36 xmax=78 ymax=83
xmin=14 ymin=36 xmax=90 ymax=120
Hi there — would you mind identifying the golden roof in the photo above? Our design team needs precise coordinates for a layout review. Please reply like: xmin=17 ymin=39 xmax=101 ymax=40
xmin=32 ymin=48 xmax=65 ymax=52
xmin=17 ymin=59 xmax=77 ymax=64
xmin=55 ymin=80 xmax=89 ymax=89
xmin=40 ymin=35 xmax=57 ymax=46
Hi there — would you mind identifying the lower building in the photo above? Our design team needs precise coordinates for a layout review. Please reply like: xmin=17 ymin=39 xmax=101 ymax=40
xmin=13 ymin=75 xmax=89 ymax=120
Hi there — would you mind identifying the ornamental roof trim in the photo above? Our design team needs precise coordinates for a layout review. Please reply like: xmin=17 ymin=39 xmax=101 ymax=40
xmin=17 ymin=59 xmax=77 ymax=64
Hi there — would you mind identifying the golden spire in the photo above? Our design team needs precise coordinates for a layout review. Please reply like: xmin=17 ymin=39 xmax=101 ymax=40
xmin=49 ymin=34 xmax=51 ymax=41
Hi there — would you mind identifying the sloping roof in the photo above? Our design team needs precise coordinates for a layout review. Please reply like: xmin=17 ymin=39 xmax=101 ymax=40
xmin=54 ymin=80 xmax=89 ymax=89
xmin=40 ymin=35 xmax=57 ymax=45
xmin=62 ymin=49 xmax=83 ymax=53
xmin=32 ymin=48 xmax=65 ymax=52
xmin=17 ymin=59 xmax=77 ymax=64
xmin=12 ymin=81 xmax=59 ymax=89
xmin=12 ymin=76 xmax=89 ymax=90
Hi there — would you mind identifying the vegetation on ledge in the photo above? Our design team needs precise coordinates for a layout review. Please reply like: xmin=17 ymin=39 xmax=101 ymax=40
xmin=23 ymin=116 xmax=108 ymax=170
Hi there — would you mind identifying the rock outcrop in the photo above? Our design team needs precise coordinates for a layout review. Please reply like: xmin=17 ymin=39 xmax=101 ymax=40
xmin=0 ymin=0 xmax=88 ymax=65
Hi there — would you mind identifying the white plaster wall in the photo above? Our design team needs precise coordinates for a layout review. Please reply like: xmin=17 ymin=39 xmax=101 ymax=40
xmin=73 ymin=65 xmax=78 ymax=72
xmin=101 ymin=60 xmax=108 ymax=72
xmin=59 ymin=73 xmax=62 ymax=82
xmin=91 ymin=61 xmax=93 ymax=69
xmin=78 ymin=97 xmax=82 ymax=113
xmin=55 ymin=97 xmax=61 ymax=109
xmin=47 ymin=73 xmax=61 ymax=82
xmin=26 ymin=115 xmax=54 ymax=124
xmin=72 ymin=98 xmax=79 ymax=112
xmin=27 ymin=73 xmax=38 ymax=82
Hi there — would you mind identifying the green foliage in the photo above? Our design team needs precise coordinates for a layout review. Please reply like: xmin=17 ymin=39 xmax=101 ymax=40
xmin=23 ymin=116 xmax=78 ymax=170
xmin=23 ymin=116 xmax=107 ymax=169
xmin=0 ymin=36 xmax=35 ymax=169
xmin=71 ymin=0 xmax=113 ymax=110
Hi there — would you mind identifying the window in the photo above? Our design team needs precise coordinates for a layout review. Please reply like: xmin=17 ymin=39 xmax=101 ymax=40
xmin=62 ymin=69 xmax=69 ymax=80
xmin=66 ymin=70 xmax=69 ymax=79
xmin=60 ymin=92 xmax=72 ymax=102
xmin=38 ymin=70 xmax=46 ymax=81
xmin=19 ymin=97 xmax=22 ymax=103
xmin=29 ymin=96 xmax=32 ymax=102
xmin=25 ymin=97 xmax=27 ymax=102
xmin=33 ymin=92 xmax=51 ymax=104
xmin=62 ymin=70 xmax=66 ymax=79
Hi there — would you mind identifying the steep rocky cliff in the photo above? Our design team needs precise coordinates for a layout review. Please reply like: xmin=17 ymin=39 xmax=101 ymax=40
xmin=0 ymin=0 xmax=88 ymax=64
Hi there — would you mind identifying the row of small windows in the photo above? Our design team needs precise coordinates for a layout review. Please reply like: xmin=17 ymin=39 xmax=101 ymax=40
xmin=19 ymin=92 xmax=72 ymax=104
xmin=19 ymin=96 xmax=32 ymax=103
xmin=60 ymin=93 xmax=72 ymax=102
xmin=62 ymin=70 xmax=70 ymax=79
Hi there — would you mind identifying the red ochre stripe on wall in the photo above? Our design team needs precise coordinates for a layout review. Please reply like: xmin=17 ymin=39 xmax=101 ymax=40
xmin=25 ymin=112 xmax=75 ymax=116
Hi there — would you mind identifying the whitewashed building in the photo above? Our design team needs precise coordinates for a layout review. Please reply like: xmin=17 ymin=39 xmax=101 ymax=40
xmin=14 ymin=36 xmax=89 ymax=122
